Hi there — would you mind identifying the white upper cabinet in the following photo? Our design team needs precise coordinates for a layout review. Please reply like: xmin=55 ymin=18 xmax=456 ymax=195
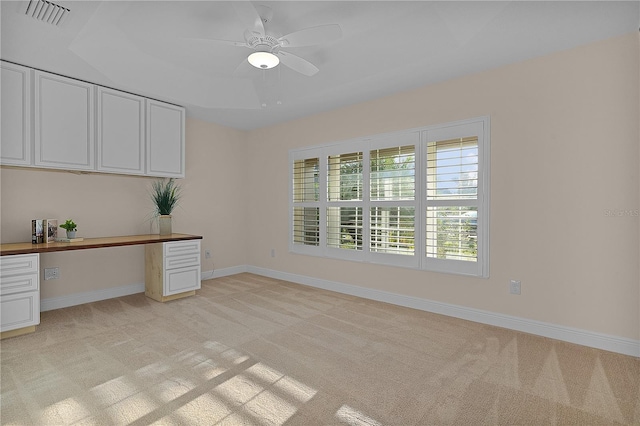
xmin=146 ymin=99 xmax=185 ymax=178
xmin=1 ymin=62 xmax=32 ymax=166
xmin=97 ymin=87 xmax=145 ymax=175
xmin=34 ymin=71 xmax=95 ymax=171
xmin=1 ymin=64 xmax=185 ymax=177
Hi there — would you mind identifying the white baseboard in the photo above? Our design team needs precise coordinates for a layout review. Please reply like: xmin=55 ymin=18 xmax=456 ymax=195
xmin=41 ymin=282 xmax=145 ymax=312
xmin=201 ymin=265 xmax=249 ymax=281
xmin=248 ymin=266 xmax=640 ymax=358
xmin=39 ymin=265 xmax=639 ymax=357
xmin=40 ymin=265 xmax=248 ymax=311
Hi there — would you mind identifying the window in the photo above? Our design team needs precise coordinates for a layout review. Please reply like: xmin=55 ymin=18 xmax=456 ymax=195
xmin=426 ymin=138 xmax=479 ymax=261
xmin=370 ymin=206 xmax=415 ymax=255
xmin=289 ymin=117 xmax=489 ymax=277
xmin=326 ymin=152 xmax=364 ymax=251
xmin=293 ymin=207 xmax=319 ymax=246
xmin=370 ymin=145 xmax=416 ymax=257
xmin=422 ymin=121 xmax=487 ymax=276
xmin=292 ymin=157 xmax=319 ymax=248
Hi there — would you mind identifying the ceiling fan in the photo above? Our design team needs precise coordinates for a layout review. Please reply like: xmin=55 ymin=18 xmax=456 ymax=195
xmin=188 ymin=2 xmax=342 ymax=77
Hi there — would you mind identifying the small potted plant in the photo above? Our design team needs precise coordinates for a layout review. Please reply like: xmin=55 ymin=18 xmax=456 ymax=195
xmin=59 ymin=219 xmax=77 ymax=238
xmin=150 ymin=178 xmax=182 ymax=235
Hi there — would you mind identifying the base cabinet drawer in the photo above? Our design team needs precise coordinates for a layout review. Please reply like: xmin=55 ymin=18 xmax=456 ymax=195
xmin=165 ymin=265 xmax=201 ymax=296
xmin=1 ymin=254 xmax=39 ymax=279
xmin=0 ymin=273 xmax=39 ymax=296
xmin=164 ymin=252 xmax=200 ymax=270
xmin=165 ymin=240 xmax=200 ymax=256
xmin=0 ymin=291 xmax=39 ymax=332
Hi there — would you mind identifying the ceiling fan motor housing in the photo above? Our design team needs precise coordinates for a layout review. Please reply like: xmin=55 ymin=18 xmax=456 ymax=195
xmin=247 ymin=34 xmax=281 ymax=54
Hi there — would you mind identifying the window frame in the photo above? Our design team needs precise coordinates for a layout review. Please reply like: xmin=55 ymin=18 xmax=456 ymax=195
xmin=289 ymin=116 xmax=490 ymax=278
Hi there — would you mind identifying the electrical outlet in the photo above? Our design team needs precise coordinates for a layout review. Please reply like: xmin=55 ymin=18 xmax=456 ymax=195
xmin=44 ymin=267 xmax=59 ymax=280
xmin=205 ymin=250 xmax=211 ymax=259
xmin=510 ymin=280 xmax=521 ymax=295
xmin=270 ymin=248 xmax=276 ymax=258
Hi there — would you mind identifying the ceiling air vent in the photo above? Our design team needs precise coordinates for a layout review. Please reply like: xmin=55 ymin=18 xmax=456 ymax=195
xmin=25 ymin=0 xmax=70 ymax=26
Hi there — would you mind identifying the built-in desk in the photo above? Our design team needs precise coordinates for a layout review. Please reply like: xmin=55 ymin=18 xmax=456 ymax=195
xmin=0 ymin=233 xmax=202 ymax=255
xmin=0 ymin=233 xmax=203 ymax=338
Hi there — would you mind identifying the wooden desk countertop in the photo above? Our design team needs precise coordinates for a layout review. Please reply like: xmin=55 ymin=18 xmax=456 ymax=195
xmin=0 ymin=233 xmax=203 ymax=256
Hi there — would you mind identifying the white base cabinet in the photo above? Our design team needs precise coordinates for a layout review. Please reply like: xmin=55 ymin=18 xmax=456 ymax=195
xmin=145 ymin=240 xmax=201 ymax=302
xmin=0 ymin=254 xmax=40 ymax=336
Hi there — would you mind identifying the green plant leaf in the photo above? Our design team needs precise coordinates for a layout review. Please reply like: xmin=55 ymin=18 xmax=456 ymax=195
xmin=150 ymin=178 xmax=182 ymax=216
xmin=59 ymin=219 xmax=77 ymax=231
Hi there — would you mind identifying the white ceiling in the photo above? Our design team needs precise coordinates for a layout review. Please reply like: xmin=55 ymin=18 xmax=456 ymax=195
xmin=1 ymin=1 xmax=638 ymax=130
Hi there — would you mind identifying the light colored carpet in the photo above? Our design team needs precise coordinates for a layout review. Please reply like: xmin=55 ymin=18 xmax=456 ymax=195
xmin=1 ymin=273 xmax=638 ymax=425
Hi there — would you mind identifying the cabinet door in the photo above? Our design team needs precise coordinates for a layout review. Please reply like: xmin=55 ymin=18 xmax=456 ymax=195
xmin=0 ymin=291 xmax=40 ymax=332
xmin=0 ymin=62 xmax=31 ymax=166
xmin=34 ymin=71 xmax=95 ymax=171
xmin=97 ymin=87 xmax=145 ymax=175
xmin=164 ymin=265 xmax=201 ymax=296
xmin=146 ymin=99 xmax=185 ymax=178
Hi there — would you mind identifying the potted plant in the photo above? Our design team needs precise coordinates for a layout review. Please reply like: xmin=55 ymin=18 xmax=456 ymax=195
xmin=59 ymin=219 xmax=77 ymax=238
xmin=150 ymin=178 xmax=182 ymax=235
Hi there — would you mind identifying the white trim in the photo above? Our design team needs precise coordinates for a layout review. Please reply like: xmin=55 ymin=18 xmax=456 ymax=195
xmin=247 ymin=266 xmax=640 ymax=358
xmin=40 ymin=282 xmax=145 ymax=312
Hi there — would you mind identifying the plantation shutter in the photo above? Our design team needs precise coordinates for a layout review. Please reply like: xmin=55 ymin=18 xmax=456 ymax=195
xmin=289 ymin=117 xmax=488 ymax=277
xmin=370 ymin=145 xmax=415 ymax=201
xmin=292 ymin=157 xmax=320 ymax=246
xmin=369 ymin=144 xmax=416 ymax=258
xmin=424 ymin=119 xmax=486 ymax=277
xmin=326 ymin=152 xmax=363 ymax=251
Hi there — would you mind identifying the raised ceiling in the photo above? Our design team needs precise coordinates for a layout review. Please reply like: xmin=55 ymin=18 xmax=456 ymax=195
xmin=1 ymin=1 xmax=638 ymax=130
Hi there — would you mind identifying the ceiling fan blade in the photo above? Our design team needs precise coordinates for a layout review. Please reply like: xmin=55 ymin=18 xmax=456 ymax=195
xmin=181 ymin=37 xmax=246 ymax=47
xmin=278 ymin=51 xmax=319 ymax=76
xmin=279 ymin=24 xmax=342 ymax=47
xmin=232 ymin=2 xmax=265 ymax=36
xmin=233 ymin=58 xmax=254 ymax=76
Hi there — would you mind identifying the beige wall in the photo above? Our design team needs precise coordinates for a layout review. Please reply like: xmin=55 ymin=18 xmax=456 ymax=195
xmin=1 ymin=32 xmax=637 ymax=342
xmin=245 ymin=32 xmax=640 ymax=341
xmin=0 ymin=119 xmax=248 ymax=299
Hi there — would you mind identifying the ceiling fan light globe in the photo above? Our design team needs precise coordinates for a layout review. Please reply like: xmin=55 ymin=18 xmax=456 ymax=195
xmin=248 ymin=52 xmax=279 ymax=69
